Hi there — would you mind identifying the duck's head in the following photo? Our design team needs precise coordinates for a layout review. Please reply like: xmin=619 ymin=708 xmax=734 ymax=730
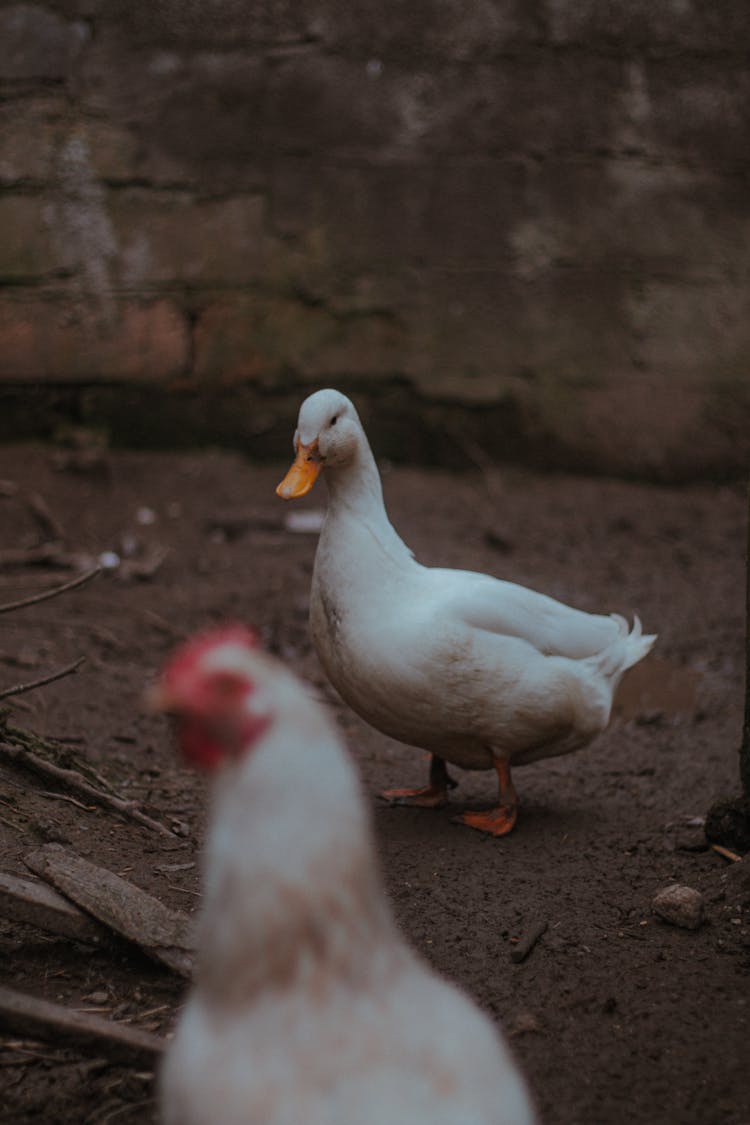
xmin=148 ymin=625 xmax=275 ymax=771
xmin=276 ymin=389 xmax=360 ymax=500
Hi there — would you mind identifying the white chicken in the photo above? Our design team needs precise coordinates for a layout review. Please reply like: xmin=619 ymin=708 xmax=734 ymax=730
xmin=276 ymin=388 xmax=656 ymax=836
xmin=152 ymin=626 xmax=537 ymax=1125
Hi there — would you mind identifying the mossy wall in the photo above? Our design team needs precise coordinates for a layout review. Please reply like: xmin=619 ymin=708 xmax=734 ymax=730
xmin=1 ymin=1 xmax=749 ymax=476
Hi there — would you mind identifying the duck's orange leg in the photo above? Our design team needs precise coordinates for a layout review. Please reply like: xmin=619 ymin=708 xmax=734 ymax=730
xmin=380 ymin=754 xmax=458 ymax=809
xmin=454 ymin=758 xmax=518 ymax=836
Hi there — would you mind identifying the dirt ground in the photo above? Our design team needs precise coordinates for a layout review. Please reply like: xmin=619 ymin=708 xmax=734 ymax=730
xmin=0 ymin=440 xmax=747 ymax=1125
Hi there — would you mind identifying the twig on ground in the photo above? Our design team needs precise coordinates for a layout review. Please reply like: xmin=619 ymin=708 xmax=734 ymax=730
xmin=100 ymin=1098 xmax=155 ymax=1124
xmin=120 ymin=1004 xmax=170 ymax=1025
xmin=0 ymin=985 xmax=164 ymax=1066
xmin=0 ymin=657 xmax=86 ymax=701
xmin=0 ymin=726 xmax=176 ymax=837
xmin=711 ymin=843 xmax=742 ymax=863
xmin=37 ymin=790 xmax=97 ymax=812
xmin=0 ymin=567 xmax=101 ymax=615
xmin=0 ymin=545 xmax=96 ymax=571
xmin=0 ymin=1042 xmax=74 ymax=1065
xmin=163 ymin=881 xmax=201 ymax=898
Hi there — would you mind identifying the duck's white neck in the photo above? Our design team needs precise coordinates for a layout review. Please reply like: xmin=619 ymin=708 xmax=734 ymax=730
xmin=195 ymin=690 xmax=401 ymax=1006
xmin=322 ymin=429 xmax=413 ymax=567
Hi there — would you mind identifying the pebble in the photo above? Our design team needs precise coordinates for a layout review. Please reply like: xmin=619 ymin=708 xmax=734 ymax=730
xmin=510 ymin=1011 xmax=542 ymax=1037
xmin=673 ymin=827 xmax=709 ymax=853
xmin=652 ymin=884 xmax=705 ymax=930
xmin=98 ymin=550 xmax=120 ymax=570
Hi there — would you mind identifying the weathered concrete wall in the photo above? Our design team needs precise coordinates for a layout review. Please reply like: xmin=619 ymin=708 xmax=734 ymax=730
xmin=0 ymin=0 xmax=749 ymax=476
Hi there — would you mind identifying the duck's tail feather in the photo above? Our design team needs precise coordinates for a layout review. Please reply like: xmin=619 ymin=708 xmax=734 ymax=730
xmin=595 ymin=614 xmax=656 ymax=681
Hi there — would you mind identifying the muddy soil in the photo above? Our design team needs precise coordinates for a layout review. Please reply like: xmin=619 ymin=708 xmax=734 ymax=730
xmin=0 ymin=442 xmax=747 ymax=1125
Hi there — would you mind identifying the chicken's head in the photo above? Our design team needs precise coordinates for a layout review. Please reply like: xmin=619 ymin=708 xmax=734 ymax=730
xmin=149 ymin=625 xmax=273 ymax=770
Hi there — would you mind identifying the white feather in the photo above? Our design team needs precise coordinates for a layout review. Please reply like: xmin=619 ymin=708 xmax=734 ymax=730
xmin=288 ymin=389 xmax=656 ymax=774
xmin=159 ymin=649 xmax=536 ymax=1125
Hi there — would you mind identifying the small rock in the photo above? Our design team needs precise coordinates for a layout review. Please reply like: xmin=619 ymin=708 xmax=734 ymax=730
xmin=509 ymin=1011 xmax=542 ymax=1037
xmin=673 ymin=828 xmax=709 ymax=853
xmin=652 ymin=884 xmax=705 ymax=930
xmin=34 ymin=819 xmax=71 ymax=845
xmin=98 ymin=550 xmax=120 ymax=571
xmin=90 ymin=990 xmax=109 ymax=1005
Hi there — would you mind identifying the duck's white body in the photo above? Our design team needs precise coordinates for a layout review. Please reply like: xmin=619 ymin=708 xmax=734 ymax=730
xmin=278 ymin=390 xmax=656 ymax=832
xmin=158 ymin=641 xmax=535 ymax=1125
xmin=312 ymin=491 xmax=643 ymax=772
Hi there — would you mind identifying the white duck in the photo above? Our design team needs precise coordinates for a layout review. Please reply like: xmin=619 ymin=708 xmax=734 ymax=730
xmin=276 ymin=389 xmax=656 ymax=837
xmin=153 ymin=626 xmax=536 ymax=1125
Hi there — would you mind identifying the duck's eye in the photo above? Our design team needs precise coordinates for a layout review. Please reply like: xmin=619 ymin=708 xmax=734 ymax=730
xmin=330 ymin=415 xmax=338 ymax=426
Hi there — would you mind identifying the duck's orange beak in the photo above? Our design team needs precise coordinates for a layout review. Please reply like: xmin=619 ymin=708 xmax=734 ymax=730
xmin=276 ymin=441 xmax=322 ymax=500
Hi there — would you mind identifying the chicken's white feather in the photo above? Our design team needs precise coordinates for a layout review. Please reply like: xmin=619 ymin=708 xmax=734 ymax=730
xmin=158 ymin=640 xmax=536 ymax=1125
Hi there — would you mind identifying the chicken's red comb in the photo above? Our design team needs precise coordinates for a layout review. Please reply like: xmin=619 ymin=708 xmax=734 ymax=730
xmin=161 ymin=624 xmax=261 ymax=688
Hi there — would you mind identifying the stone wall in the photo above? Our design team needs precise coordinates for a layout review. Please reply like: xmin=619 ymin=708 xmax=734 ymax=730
xmin=0 ymin=0 xmax=749 ymax=476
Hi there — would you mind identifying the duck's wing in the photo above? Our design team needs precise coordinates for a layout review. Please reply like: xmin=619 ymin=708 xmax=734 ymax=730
xmin=433 ymin=568 xmax=622 ymax=659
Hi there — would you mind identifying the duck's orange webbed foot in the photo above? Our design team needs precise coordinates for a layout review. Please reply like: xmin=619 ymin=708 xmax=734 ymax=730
xmin=380 ymin=754 xmax=457 ymax=809
xmin=380 ymin=785 xmax=448 ymax=808
xmin=452 ymin=757 xmax=518 ymax=837
xmin=453 ymin=804 xmax=517 ymax=836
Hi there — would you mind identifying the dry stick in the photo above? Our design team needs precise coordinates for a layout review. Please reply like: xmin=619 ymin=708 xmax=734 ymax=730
xmin=0 ymin=544 xmax=80 ymax=568
xmin=711 ymin=843 xmax=743 ymax=863
xmin=0 ymin=657 xmax=86 ymax=701
xmin=3 ymin=724 xmax=120 ymax=796
xmin=0 ymin=985 xmax=164 ymax=1066
xmin=511 ymin=918 xmax=548 ymax=964
xmin=0 ymin=738 xmax=176 ymax=838
xmin=100 ymin=1098 xmax=155 ymax=1125
xmin=0 ymin=567 xmax=101 ymax=616
xmin=37 ymin=790 xmax=97 ymax=812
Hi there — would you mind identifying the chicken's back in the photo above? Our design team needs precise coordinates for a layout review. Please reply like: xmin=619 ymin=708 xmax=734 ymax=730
xmin=160 ymin=955 xmax=535 ymax=1125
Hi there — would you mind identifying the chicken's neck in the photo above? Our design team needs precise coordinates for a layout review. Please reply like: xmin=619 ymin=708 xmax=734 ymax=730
xmin=195 ymin=697 xmax=402 ymax=1006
